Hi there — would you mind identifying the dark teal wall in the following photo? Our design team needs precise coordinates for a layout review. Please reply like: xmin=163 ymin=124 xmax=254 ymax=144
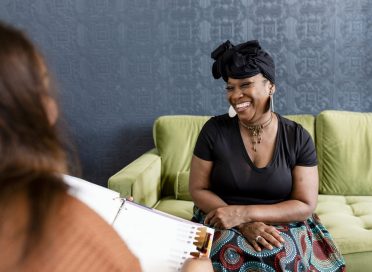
xmin=1 ymin=0 xmax=371 ymax=185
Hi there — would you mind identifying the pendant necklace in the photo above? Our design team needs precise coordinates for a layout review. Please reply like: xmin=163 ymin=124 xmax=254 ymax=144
xmin=239 ymin=112 xmax=273 ymax=152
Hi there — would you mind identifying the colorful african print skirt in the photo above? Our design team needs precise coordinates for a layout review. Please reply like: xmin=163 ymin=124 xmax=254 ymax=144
xmin=192 ymin=207 xmax=345 ymax=272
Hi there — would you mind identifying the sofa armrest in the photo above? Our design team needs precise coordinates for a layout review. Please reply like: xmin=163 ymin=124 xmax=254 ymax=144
xmin=108 ymin=148 xmax=161 ymax=208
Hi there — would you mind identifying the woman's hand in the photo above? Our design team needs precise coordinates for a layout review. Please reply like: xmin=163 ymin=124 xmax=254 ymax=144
xmin=204 ymin=206 xmax=247 ymax=229
xmin=238 ymin=222 xmax=284 ymax=252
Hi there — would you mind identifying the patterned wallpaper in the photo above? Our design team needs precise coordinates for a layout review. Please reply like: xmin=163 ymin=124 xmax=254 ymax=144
xmin=1 ymin=0 xmax=371 ymax=186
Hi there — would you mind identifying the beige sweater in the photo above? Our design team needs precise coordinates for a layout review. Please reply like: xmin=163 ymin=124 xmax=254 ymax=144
xmin=0 ymin=192 xmax=142 ymax=272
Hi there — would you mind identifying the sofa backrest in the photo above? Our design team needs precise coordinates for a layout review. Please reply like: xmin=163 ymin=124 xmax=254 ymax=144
xmin=153 ymin=114 xmax=315 ymax=198
xmin=284 ymin=114 xmax=315 ymax=141
xmin=316 ymin=110 xmax=372 ymax=195
xmin=153 ymin=116 xmax=211 ymax=196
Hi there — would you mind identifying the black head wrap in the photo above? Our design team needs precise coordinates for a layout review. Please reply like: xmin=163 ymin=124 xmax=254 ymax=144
xmin=211 ymin=40 xmax=275 ymax=83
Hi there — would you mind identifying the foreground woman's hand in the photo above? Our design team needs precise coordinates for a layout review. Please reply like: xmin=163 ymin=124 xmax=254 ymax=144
xmin=238 ymin=222 xmax=284 ymax=252
xmin=204 ymin=206 xmax=247 ymax=229
xmin=181 ymin=257 xmax=213 ymax=272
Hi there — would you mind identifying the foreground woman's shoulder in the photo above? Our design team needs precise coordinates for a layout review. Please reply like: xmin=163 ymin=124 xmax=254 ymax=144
xmin=33 ymin=193 xmax=142 ymax=272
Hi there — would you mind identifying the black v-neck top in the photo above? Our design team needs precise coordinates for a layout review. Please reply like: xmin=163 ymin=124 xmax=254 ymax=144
xmin=193 ymin=113 xmax=317 ymax=205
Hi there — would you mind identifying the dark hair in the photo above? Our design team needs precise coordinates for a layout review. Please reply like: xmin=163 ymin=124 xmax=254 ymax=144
xmin=0 ymin=22 xmax=69 ymax=258
xmin=211 ymin=40 xmax=275 ymax=84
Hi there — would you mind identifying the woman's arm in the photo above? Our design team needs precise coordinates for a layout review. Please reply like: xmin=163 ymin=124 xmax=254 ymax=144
xmin=189 ymin=155 xmax=228 ymax=213
xmin=205 ymin=165 xmax=319 ymax=228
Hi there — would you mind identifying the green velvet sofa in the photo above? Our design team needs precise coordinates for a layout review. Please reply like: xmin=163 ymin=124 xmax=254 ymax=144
xmin=108 ymin=110 xmax=372 ymax=271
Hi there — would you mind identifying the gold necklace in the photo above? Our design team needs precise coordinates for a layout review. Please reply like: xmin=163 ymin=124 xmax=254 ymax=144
xmin=239 ymin=112 xmax=273 ymax=152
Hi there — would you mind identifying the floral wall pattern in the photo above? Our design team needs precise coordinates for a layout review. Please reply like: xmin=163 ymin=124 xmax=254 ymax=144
xmin=1 ymin=0 xmax=371 ymax=185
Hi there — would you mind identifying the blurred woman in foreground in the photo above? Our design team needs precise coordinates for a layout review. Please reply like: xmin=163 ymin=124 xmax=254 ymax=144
xmin=0 ymin=21 xmax=212 ymax=272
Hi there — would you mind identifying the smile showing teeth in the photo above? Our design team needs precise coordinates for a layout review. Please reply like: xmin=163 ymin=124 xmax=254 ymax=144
xmin=235 ymin=102 xmax=251 ymax=109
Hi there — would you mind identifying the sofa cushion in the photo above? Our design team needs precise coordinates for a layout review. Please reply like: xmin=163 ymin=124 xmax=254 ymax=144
xmin=153 ymin=197 xmax=194 ymax=220
xmin=175 ymin=171 xmax=192 ymax=201
xmin=316 ymin=195 xmax=372 ymax=256
xmin=284 ymin=114 xmax=315 ymax=141
xmin=316 ymin=111 xmax=372 ymax=195
xmin=153 ymin=116 xmax=210 ymax=197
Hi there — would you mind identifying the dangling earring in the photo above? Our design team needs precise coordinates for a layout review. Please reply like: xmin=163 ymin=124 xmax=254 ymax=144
xmin=228 ymin=105 xmax=237 ymax=118
xmin=269 ymin=92 xmax=275 ymax=112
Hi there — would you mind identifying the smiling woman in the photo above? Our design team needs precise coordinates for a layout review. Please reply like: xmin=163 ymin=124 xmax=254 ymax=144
xmin=189 ymin=40 xmax=346 ymax=271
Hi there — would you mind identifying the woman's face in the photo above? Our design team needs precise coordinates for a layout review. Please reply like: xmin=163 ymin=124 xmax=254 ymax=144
xmin=226 ymin=73 xmax=274 ymax=123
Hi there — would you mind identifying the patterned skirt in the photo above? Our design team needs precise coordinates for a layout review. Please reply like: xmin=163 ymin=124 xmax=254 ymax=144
xmin=192 ymin=207 xmax=346 ymax=272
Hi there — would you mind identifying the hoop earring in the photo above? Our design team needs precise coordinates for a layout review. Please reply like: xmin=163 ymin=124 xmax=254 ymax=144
xmin=228 ymin=105 xmax=237 ymax=118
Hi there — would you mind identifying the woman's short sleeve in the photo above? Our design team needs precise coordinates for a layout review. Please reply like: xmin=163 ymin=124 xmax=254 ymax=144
xmin=193 ymin=118 xmax=217 ymax=161
xmin=295 ymin=126 xmax=318 ymax=166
